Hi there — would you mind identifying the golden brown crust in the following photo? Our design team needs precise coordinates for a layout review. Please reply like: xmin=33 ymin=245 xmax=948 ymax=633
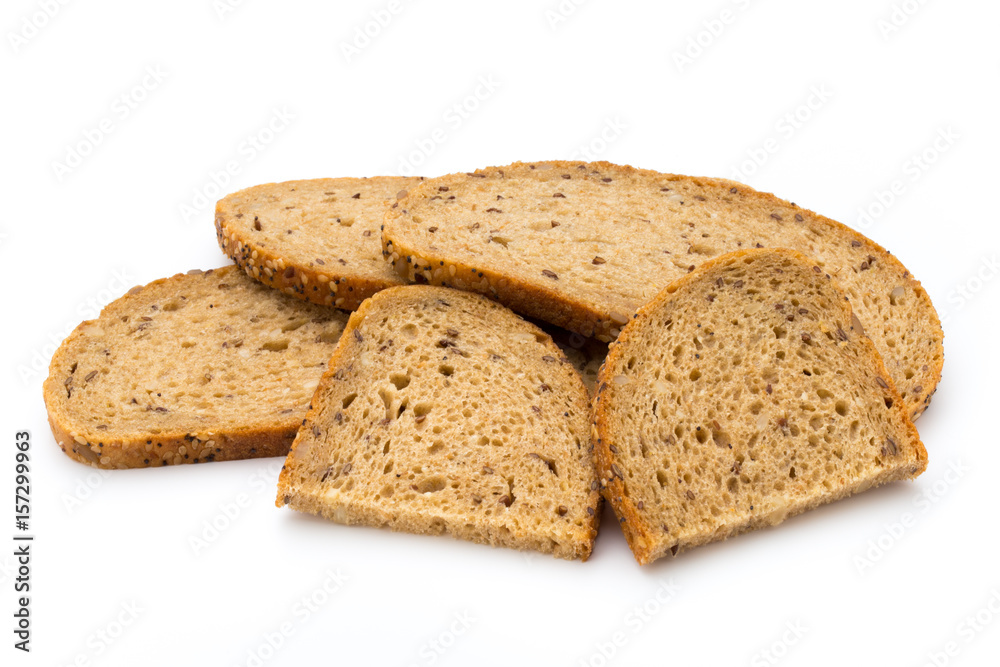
xmin=592 ymin=248 xmax=927 ymax=565
xmin=216 ymin=177 xmax=423 ymax=311
xmin=383 ymin=161 xmax=943 ymax=420
xmin=277 ymin=285 xmax=602 ymax=560
xmin=46 ymin=407 xmax=297 ymax=469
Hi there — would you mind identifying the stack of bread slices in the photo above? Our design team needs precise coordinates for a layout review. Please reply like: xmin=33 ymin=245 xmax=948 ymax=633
xmin=44 ymin=162 xmax=940 ymax=564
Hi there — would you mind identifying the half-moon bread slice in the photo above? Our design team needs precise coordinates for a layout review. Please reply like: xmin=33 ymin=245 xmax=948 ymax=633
xmin=592 ymin=248 xmax=927 ymax=565
xmin=43 ymin=266 xmax=349 ymax=468
xmin=276 ymin=285 xmax=601 ymax=560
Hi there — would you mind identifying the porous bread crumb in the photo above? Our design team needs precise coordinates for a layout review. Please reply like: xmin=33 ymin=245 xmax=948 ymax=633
xmin=276 ymin=285 xmax=601 ymax=561
xmin=43 ymin=266 xmax=349 ymax=469
xmin=382 ymin=161 xmax=943 ymax=420
xmin=592 ymin=248 xmax=927 ymax=565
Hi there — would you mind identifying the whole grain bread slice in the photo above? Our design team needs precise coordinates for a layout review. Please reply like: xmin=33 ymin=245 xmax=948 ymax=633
xmin=216 ymin=177 xmax=423 ymax=311
xmin=592 ymin=248 xmax=927 ymax=565
xmin=43 ymin=266 xmax=349 ymax=469
xmin=382 ymin=161 xmax=943 ymax=420
xmin=276 ymin=285 xmax=601 ymax=560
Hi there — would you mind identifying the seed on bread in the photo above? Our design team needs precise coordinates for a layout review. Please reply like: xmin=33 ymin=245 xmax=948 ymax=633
xmin=276 ymin=286 xmax=600 ymax=560
xmin=43 ymin=266 xmax=350 ymax=469
xmin=592 ymin=248 xmax=927 ymax=565
xmin=382 ymin=160 xmax=943 ymax=419
xmin=216 ymin=177 xmax=424 ymax=311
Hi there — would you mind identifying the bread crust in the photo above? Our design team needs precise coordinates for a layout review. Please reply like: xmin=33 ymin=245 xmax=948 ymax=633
xmin=42 ymin=267 xmax=344 ymax=469
xmin=45 ymin=406 xmax=297 ymax=469
xmin=591 ymin=248 xmax=927 ymax=565
xmin=276 ymin=285 xmax=602 ymax=560
xmin=216 ymin=177 xmax=423 ymax=311
xmin=382 ymin=161 xmax=943 ymax=420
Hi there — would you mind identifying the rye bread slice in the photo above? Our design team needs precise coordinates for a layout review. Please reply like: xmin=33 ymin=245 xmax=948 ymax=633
xmin=43 ymin=266 xmax=349 ymax=469
xmin=276 ymin=285 xmax=601 ymax=560
xmin=382 ymin=160 xmax=943 ymax=420
xmin=592 ymin=248 xmax=927 ymax=565
xmin=216 ymin=177 xmax=423 ymax=311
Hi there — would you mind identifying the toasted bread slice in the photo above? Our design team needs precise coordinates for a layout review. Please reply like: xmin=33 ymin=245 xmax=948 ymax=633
xmin=276 ymin=286 xmax=601 ymax=560
xmin=592 ymin=249 xmax=927 ymax=565
xmin=382 ymin=161 xmax=942 ymax=419
xmin=43 ymin=266 xmax=349 ymax=468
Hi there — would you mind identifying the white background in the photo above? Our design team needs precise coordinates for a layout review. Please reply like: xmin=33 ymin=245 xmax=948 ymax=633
xmin=2 ymin=1 xmax=998 ymax=665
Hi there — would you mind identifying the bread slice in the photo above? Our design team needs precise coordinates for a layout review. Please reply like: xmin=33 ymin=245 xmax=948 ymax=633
xmin=43 ymin=266 xmax=349 ymax=469
xmin=592 ymin=248 xmax=927 ymax=565
xmin=216 ymin=177 xmax=423 ymax=311
xmin=382 ymin=160 xmax=943 ymax=420
xmin=276 ymin=285 xmax=601 ymax=560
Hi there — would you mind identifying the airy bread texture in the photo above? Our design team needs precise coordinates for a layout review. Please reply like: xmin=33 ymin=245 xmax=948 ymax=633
xmin=592 ymin=249 xmax=927 ymax=565
xmin=382 ymin=161 xmax=942 ymax=420
xmin=217 ymin=177 xmax=423 ymax=311
xmin=276 ymin=285 xmax=601 ymax=560
xmin=43 ymin=267 xmax=349 ymax=469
